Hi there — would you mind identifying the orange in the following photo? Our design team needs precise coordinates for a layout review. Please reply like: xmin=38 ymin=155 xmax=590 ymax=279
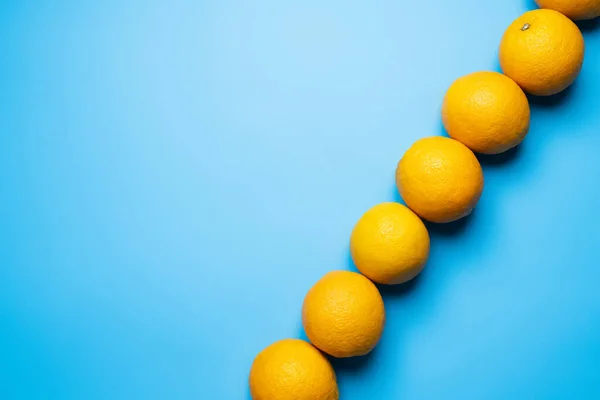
xmin=442 ymin=71 xmax=530 ymax=154
xmin=302 ymin=271 xmax=385 ymax=358
xmin=499 ymin=9 xmax=585 ymax=96
xmin=396 ymin=137 xmax=484 ymax=224
xmin=535 ymin=0 xmax=600 ymax=20
xmin=249 ymin=339 xmax=339 ymax=400
xmin=350 ymin=202 xmax=429 ymax=285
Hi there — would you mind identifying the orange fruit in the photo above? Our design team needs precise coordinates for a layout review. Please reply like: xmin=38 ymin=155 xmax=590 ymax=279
xmin=499 ymin=9 xmax=585 ymax=96
xmin=396 ymin=137 xmax=484 ymax=224
xmin=535 ymin=0 xmax=600 ymax=20
xmin=249 ymin=339 xmax=339 ymax=400
xmin=442 ymin=71 xmax=530 ymax=154
xmin=350 ymin=202 xmax=429 ymax=285
xmin=302 ymin=271 xmax=385 ymax=358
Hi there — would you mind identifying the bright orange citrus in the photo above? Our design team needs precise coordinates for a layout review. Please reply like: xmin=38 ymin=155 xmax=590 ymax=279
xmin=302 ymin=271 xmax=385 ymax=358
xmin=535 ymin=0 xmax=600 ymax=20
xmin=499 ymin=9 xmax=585 ymax=96
xmin=351 ymin=202 xmax=429 ymax=285
xmin=442 ymin=71 xmax=530 ymax=154
xmin=249 ymin=339 xmax=339 ymax=400
xmin=396 ymin=136 xmax=484 ymax=224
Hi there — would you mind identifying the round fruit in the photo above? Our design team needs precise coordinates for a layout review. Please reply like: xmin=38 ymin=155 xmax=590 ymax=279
xmin=302 ymin=271 xmax=385 ymax=358
xmin=499 ymin=9 xmax=585 ymax=96
xmin=249 ymin=339 xmax=339 ymax=400
xmin=396 ymin=136 xmax=484 ymax=224
xmin=535 ymin=0 xmax=600 ymax=21
xmin=350 ymin=202 xmax=430 ymax=285
xmin=442 ymin=71 xmax=530 ymax=154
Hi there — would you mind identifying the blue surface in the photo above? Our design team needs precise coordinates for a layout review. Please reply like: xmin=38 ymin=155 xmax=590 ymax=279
xmin=1 ymin=1 xmax=600 ymax=399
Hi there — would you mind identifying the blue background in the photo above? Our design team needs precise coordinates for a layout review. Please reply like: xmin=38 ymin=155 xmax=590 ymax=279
xmin=1 ymin=0 xmax=600 ymax=399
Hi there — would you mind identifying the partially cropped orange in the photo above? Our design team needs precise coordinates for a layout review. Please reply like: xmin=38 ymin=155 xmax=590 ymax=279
xmin=302 ymin=271 xmax=385 ymax=358
xmin=396 ymin=137 xmax=484 ymax=223
xmin=499 ymin=9 xmax=585 ymax=96
xmin=442 ymin=71 xmax=530 ymax=154
xmin=249 ymin=339 xmax=339 ymax=400
xmin=535 ymin=0 xmax=600 ymax=20
xmin=351 ymin=202 xmax=430 ymax=285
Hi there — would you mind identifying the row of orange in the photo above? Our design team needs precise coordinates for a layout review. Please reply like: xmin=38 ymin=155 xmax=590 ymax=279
xmin=249 ymin=3 xmax=595 ymax=399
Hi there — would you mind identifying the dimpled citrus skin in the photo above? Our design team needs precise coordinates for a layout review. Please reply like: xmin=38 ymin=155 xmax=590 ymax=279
xmin=350 ymin=202 xmax=430 ymax=285
xmin=249 ymin=339 xmax=339 ymax=400
xmin=535 ymin=0 xmax=600 ymax=20
xmin=499 ymin=9 xmax=585 ymax=96
xmin=302 ymin=271 xmax=385 ymax=358
xmin=442 ymin=71 xmax=530 ymax=155
xmin=396 ymin=137 xmax=484 ymax=224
